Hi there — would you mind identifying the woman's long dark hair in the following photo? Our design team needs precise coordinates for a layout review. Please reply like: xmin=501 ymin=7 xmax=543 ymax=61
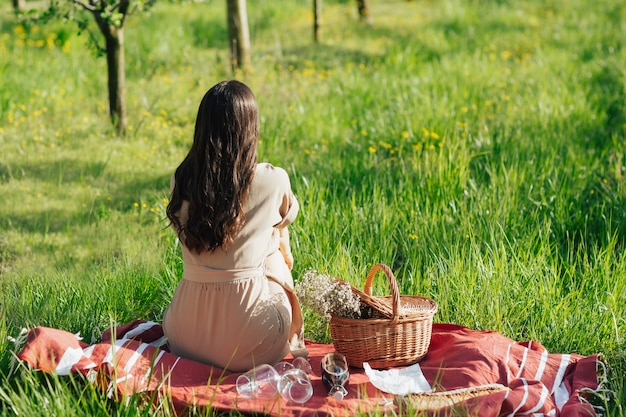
xmin=166 ymin=80 xmax=259 ymax=253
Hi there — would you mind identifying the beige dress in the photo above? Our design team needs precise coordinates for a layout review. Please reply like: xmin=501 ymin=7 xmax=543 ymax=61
xmin=162 ymin=163 xmax=307 ymax=372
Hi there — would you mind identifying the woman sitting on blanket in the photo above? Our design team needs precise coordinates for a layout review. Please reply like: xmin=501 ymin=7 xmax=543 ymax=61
xmin=163 ymin=80 xmax=308 ymax=372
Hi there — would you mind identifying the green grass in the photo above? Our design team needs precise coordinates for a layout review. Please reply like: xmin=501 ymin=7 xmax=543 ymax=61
xmin=1 ymin=0 xmax=625 ymax=415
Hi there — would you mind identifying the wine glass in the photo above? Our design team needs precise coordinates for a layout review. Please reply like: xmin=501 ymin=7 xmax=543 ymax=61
xmin=273 ymin=357 xmax=314 ymax=403
xmin=236 ymin=364 xmax=280 ymax=398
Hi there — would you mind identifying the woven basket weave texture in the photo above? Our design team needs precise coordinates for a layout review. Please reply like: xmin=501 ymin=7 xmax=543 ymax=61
xmin=329 ymin=264 xmax=438 ymax=369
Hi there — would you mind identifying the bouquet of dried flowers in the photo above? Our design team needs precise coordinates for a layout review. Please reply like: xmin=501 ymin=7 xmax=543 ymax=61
xmin=295 ymin=269 xmax=380 ymax=320
xmin=295 ymin=270 xmax=362 ymax=319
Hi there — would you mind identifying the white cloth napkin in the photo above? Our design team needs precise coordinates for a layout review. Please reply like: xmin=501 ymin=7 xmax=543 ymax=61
xmin=363 ymin=362 xmax=432 ymax=396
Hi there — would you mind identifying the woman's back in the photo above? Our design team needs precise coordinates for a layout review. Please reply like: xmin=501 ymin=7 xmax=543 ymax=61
xmin=164 ymin=163 xmax=301 ymax=371
xmin=177 ymin=163 xmax=298 ymax=271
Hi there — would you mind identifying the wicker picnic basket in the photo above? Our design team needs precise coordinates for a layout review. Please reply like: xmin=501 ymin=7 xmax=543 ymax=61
xmin=329 ymin=264 xmax=438 ymax=369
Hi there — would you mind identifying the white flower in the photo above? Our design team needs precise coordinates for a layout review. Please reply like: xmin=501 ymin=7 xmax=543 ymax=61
xmin=295 ymin=270 xmax=362 ymax=319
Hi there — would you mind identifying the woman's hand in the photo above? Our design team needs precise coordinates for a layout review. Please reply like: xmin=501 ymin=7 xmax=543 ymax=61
xmin=278 ymin=227 xmax=294 ymax=270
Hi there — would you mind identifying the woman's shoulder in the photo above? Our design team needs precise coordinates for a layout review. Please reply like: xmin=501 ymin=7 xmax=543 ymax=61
xmin=256 ymin=162 xmax=285 ymax=173
xmin=252 ymin=163 xmax=294 ymax=200
xmin=255 ymin=162 xmax=290 ymax=183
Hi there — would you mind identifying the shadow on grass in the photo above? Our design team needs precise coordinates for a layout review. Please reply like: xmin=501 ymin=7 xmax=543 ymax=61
xmin=0 ymin=158 xmax=109 ymax=184
xmin=279 ymin=1 xmax=543 ymax=68
xmin=0 ymin=157 xmax=171 ymax=235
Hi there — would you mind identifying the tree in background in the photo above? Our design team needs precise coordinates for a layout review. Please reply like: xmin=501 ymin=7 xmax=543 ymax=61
xmin=355 ymin=0 xmax=372 ymax=23
xmin=314 ymin=0 xmax=373 ymax=42
xmin=226 ymin=0 xmax=250 ymax=72
xmin=24 ymin=0 xmax=154 ymax=135
xmin=12 ymin=0 xmax=26 ymax=13
xmin=313 ymin=0 xmax=321 ymax=42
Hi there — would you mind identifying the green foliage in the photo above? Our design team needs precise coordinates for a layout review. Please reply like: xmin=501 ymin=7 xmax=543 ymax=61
xmin=1 ymin=0 xmax=625 ymax=414
xmin=17 ymin=0 xmax=155 ymax=56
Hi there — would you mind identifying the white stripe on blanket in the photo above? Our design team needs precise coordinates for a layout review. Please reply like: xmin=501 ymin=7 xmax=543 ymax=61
xmin=551 ymin=354 xmax=571 ymax=394
xmin=120 ymin=321 xmax=159 ymax=340
xmin=515 ymin=341 xmax=531 ymax=379
xmin=56 ymin=347 xmax=95 ymax=375
xmin=506 ymin=378 xmax=529 ymax=417
xmin=526 ymin=382 xmax=550 ymax=414
xmin=534 ymin=348 xmax=549 ymax=381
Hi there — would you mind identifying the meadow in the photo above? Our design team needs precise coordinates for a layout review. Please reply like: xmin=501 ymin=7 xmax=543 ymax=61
xmin=0 ymin=0 xmax=624 ymax=414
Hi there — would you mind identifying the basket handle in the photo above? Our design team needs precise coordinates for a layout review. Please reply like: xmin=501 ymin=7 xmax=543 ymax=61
xmin=364 ymin=264 xmax=401 ymax=322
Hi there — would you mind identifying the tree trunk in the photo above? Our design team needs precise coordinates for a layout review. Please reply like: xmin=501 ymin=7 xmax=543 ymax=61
xmin=226 ymin=0 xmax=251 ymax=72
xmin=313 ymin=0 xmax=322 ymax=42
xmin=355 ymin=0 xmax=372 ymax=23
xmin=12 ymin=0 xmax=25 ymax=12
xmin=104 ymin=26 xmax=127 ymax=135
